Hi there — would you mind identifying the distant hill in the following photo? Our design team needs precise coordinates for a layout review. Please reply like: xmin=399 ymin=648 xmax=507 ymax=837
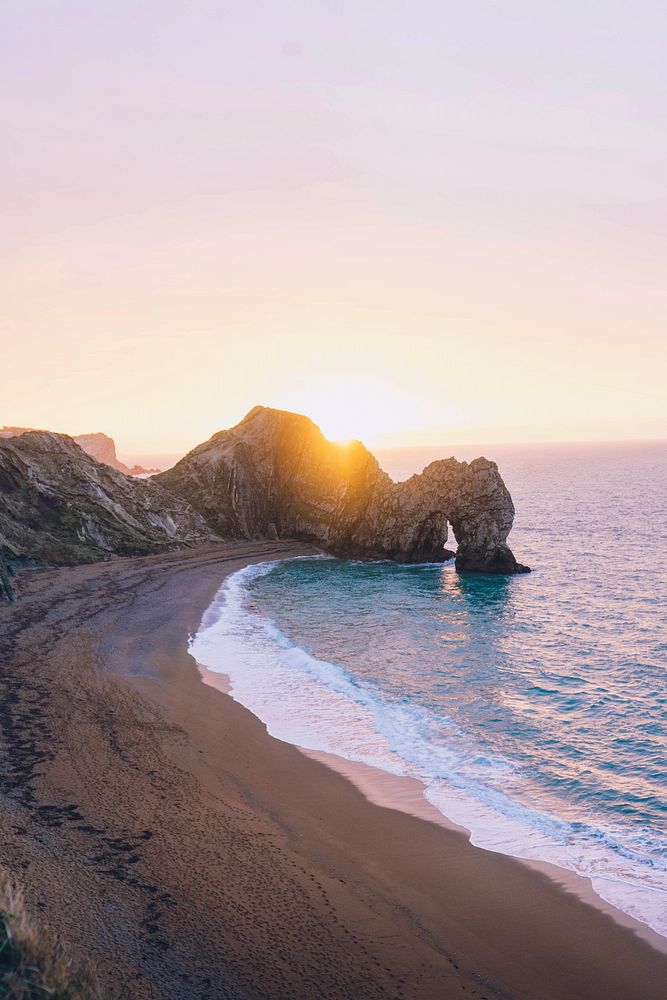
xmin=70 ymin=432 xmax=160 ymax=476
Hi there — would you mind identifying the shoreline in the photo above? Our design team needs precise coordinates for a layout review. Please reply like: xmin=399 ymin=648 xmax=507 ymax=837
xmin=301 ymin=748 xmax=667 ymax=956
xmin=197 ymin=661 xmax=667 ymax=957
xmin=1 ymin=542 xmax=666 ymax=998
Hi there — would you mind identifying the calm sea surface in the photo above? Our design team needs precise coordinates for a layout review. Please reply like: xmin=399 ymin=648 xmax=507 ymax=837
xmin=191 ymin=441 xmax=667 ymax=936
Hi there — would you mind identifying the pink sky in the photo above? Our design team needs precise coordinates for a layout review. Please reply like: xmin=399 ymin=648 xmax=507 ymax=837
xmin=1 ymin=2 xmax=665 ymax=452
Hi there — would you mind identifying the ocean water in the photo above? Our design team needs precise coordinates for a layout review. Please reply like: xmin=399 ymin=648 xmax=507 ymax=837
xmin=190 ymin=441 xmax=667 ymax=938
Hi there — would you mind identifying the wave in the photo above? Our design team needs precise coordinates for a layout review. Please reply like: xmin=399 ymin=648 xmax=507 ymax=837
xmin=190 ymin=559 xmax=667 ymax=940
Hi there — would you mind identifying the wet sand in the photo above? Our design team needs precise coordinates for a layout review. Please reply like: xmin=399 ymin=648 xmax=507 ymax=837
xmin=0 ymin=541 xmax=665 ymax=999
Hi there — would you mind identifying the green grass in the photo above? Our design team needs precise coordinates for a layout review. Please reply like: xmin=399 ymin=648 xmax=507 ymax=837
xmin=0 ymin=871 xmax=100 ymax=999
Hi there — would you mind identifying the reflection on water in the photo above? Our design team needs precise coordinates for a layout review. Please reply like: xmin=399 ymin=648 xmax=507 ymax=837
xmin=441 ymin=564 xmax=512 ymax=609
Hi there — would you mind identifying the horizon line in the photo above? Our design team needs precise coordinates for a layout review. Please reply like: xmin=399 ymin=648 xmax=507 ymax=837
xmin=120 ymin=434 xmax=667 ymax=462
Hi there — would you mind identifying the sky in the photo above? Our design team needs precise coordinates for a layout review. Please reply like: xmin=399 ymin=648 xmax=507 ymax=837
xmin=1 ymin=1 xmax=666 ymax=455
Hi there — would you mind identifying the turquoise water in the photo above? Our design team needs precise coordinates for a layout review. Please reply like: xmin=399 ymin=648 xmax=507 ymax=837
xmin=191 ymin=442 xmax=667 ymax=936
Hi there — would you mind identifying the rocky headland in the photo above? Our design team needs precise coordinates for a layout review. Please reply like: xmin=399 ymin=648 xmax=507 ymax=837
xmin=158 ymin=406 xmax=529 ymax=573
xmin=0 ymin=407 xmax=528 ymax=600
xmin=0 ymin=431 xmax=212 ymax=599
xmin=1 ymin=427 xmax=157 ymax=476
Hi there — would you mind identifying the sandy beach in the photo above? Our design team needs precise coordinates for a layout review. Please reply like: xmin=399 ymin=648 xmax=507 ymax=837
xmin=1 ymin=541 xmax=666 ymax=999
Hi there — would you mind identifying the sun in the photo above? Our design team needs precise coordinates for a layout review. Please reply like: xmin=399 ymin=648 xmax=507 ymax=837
xmin=316 ymin=404 xmax=378 ymax=444
xmin=279 ymin=378 xmax=423 ymax=446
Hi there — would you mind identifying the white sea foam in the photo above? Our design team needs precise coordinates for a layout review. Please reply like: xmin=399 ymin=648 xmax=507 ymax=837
xmin=190 ymin=559 xmax=667 ymax=940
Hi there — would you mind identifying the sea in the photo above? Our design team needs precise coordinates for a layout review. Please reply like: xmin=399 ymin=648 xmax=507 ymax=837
xmin=190 ymin=441 xmax=667 ymax=939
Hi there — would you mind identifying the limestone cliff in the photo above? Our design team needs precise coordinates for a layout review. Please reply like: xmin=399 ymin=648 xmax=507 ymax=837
xmin=158 ymin=407 xmax=529 ymax=573
xmin=0 ymin=432 xmax=213 ymax=586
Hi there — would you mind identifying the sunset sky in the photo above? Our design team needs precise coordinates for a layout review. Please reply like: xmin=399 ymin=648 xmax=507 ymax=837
xmin=2 ymin=2 xmax=666 ymax=455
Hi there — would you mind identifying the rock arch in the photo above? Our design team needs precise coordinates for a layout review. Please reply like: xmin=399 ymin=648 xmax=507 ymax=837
xmin=158 ymin=407 xmax=530 ymax=574
xmin=341 ymin=457 xmax=529 ymax=573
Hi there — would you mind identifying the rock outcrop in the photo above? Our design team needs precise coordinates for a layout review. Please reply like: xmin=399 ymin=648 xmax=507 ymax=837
xmin=1 ymin=427 xmax=157 ymax=476
xmin=158 ymin=406 xmax=529 ymax=573
xmin=0 ymin=550 xmax=16 ymax=602
xmin=0 ymin=432 xmax=214 ymax=582
xmin=71 ymin=432 xmax=159 ymax=476
xmin=71 ymin=432 xmax=134 ymax=474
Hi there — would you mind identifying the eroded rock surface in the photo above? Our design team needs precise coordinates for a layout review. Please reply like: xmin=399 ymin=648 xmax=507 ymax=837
xmin=158 ymin=407 xmax=529 ymax=573
xmin=0 ymin=550 xmax=16 ymax=602
xmin=1 ymin=427 xmax=157 ymax=476
xmin=0 ymin=432 xmax=213 ymax=579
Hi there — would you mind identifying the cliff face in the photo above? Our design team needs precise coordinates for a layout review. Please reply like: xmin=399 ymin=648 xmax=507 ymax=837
xmin=0 ymin=432 xmax=213 ymax=584
xmin=1 ymin=427 xmax=156 ymax=476
xmin=158 ymin=407 xmax=529 ymax=573
xmin=72 ymin=433 xmax=158 ymax=476
xmin=70 ymin=432 xmax=133 ymax=474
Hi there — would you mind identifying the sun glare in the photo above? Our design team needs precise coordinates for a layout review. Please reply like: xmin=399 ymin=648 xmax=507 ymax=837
xmin=308 ymin=397 xmax=411 ymax=445
xmin=279 ymin=377 xmax=427 ymax=447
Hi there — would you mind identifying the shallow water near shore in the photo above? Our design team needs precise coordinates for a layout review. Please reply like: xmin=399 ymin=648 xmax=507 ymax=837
xmin=191 ymin=441 xmax=667 ymax=939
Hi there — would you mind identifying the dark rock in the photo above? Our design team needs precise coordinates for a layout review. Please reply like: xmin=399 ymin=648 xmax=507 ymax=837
xmin=2 ymin=427 xmax=157 ymax=477
xmin=0 ymin=550 xmax=16 ymax=602
xmin=0 ymin=431 xmax=214 ymax=582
